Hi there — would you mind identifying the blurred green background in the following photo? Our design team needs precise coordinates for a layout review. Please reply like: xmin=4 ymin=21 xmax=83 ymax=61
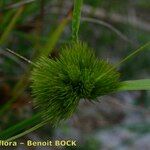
xmin=0 ymin=0 xmax=150 ymax=149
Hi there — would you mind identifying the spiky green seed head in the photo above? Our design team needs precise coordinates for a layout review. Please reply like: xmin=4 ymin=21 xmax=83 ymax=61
xmin=31 ymin=42 xmax=120 ymax=124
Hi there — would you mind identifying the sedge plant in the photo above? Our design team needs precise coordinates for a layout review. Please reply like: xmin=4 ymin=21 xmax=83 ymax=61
xmin=0 ymin=0 xmax=150 ymax=141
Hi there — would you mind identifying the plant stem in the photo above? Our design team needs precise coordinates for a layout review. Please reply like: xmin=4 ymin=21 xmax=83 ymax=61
xmin=6 ymin=48 xmax=35 ymax=65
xmin=96 ymin=41 xmax=150 ymax=82
xmin=82 ymin=17 xmax=132 ymax=44
xmin=6 ymin=121 xmax=47 ymax=142
xmin=116 ymin=41 xmax=150 ymax=66
xmin=72 ymin=0 xmax=83 ymax=42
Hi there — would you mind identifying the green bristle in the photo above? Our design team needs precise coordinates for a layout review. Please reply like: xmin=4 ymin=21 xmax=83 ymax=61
xmin=31 ymin=42 xmax=120 ymax=124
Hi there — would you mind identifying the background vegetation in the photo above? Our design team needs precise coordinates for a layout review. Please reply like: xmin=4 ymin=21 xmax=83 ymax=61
xmin=0 ymin=0 xmax=150 ymax=149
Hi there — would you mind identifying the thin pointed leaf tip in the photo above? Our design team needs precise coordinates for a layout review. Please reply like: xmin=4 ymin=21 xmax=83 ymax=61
xmin=31 ymin=42 xmax=120 ymax=124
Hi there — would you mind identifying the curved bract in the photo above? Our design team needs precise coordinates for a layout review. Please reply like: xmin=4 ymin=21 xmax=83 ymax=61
xmin=31 ymin=42 xmax=120 ymax=124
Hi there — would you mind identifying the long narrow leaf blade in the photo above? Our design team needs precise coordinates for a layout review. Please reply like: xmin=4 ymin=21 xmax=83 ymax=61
xmin=41 ymin=18 xmax=69 ymax=57
xmin=118 ymin=79 xmax=150 ymax=91
xmin=0 ymin=113 xmax=42 ymax=140
xmin=0 ymin=7 xmax=24 ymax=45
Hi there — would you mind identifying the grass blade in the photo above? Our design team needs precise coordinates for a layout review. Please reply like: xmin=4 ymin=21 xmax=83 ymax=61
xmin=41 ymin=18 xmax=69 ymax=57
xmin=118 ymin=79 xmax=150 ymax=91
xmin=0 ymin=7 xmax=24 ymax=45
xmin=0 ymin=113 xmax=42 ymax=140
